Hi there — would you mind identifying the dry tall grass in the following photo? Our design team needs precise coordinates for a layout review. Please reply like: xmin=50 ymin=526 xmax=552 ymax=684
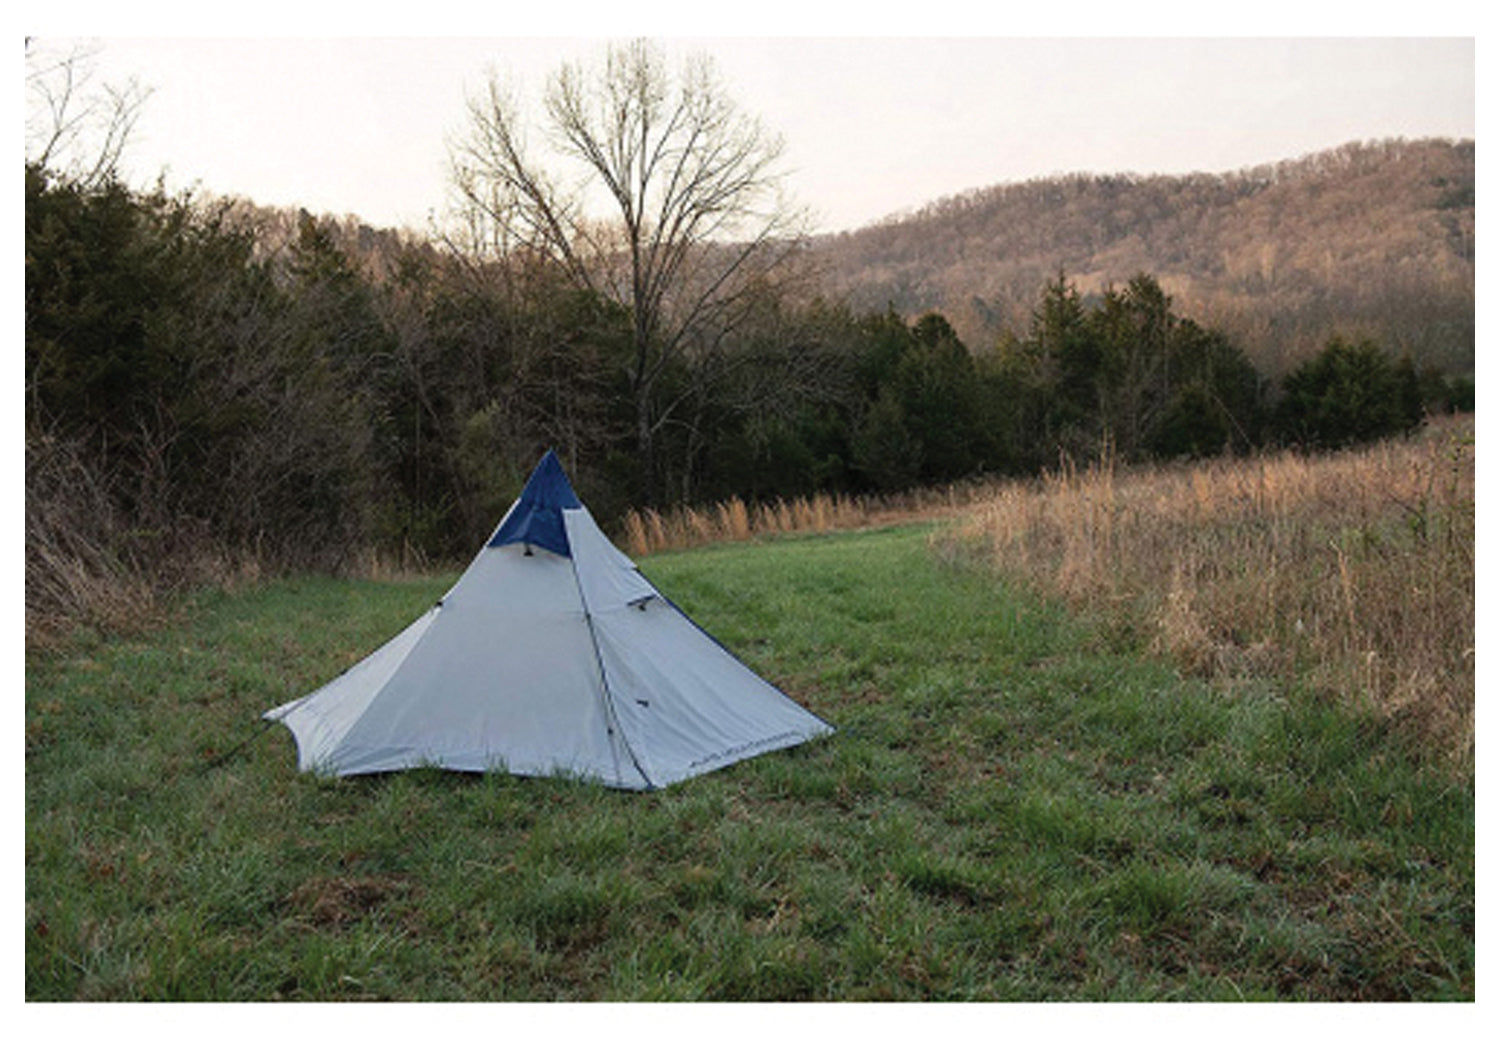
xmin=940 ymin=418 xmax=1475 ymax=759
xmin=617 ymin=482 xmax=990 ymax=558
xmin=25 ymin=432 xmax=162 ymax=647
xmin=28 ymin=432 xmax=298 ymax=651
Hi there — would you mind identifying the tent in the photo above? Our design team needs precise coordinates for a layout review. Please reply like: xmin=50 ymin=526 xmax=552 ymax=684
xmin=264 ymin=450 xmax=833 ymax=789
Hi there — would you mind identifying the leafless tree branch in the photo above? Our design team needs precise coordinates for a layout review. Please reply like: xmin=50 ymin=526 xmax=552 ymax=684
xmin=447 ymin=39 xmax=808 ymax=499
xmin=26 ymin=39 xmax=151 ymax=188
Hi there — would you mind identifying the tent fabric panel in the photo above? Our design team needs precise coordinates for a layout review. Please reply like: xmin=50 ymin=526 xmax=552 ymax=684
xmin=325 ymin=615 xmax=617 ymax=779
xmin=591 ymin=600 xmax=834 ymax=788
xmin=563 ymin=508 xmax=658 ymax=611
xmin=486 ymin=500 xmax=572 ymax=558
xmin=264 ymin=606 xmax=440 ymax=773
xmin=439 ymin=539 xmax=591 ymax=618
xmin=488 ymin=450 xmax=582 ymax=557
xmin=326 ymin=612 xmax=624 ymax=780
xmin=325 ymin=544 xmax=640 ymax=785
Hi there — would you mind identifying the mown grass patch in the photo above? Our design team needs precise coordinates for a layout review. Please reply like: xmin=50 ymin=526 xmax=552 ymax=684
xmin=26 ymin=525 xmax=1472 ymax=1000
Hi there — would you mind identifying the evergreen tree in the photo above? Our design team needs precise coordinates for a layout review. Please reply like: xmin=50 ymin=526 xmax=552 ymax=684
xmin=1277 ymin=336 xmax=1422 ymax=448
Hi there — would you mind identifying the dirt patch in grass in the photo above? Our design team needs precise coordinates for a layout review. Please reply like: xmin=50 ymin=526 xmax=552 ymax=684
xmin=288 ymin=875 xmax=415 ymax=928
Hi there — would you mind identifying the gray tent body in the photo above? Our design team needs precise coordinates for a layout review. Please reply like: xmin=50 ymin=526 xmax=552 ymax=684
xmin=264 ymin=451 xmax=833 ymax=789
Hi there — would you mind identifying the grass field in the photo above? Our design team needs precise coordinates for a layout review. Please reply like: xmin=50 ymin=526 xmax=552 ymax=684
xmin=25 ymin=524 xmax=1473 ymax=1001
xmin=944 ymin=420 xmax=1475 ymax=761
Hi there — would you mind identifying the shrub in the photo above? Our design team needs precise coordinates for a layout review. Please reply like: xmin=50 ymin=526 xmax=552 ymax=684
xmin=1276 ymin=336 xmax=1423 ymax=448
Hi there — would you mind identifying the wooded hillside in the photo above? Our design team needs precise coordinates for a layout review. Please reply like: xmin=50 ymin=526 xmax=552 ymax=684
xmin=811 ymin=138 xmax=1474 ymax=376
xmin=25 ymin=134 xmax=1475 ymax=644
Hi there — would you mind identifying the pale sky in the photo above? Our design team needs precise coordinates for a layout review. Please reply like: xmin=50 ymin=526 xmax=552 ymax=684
xmin=27 ymin=10 xmax=1477 ymax=236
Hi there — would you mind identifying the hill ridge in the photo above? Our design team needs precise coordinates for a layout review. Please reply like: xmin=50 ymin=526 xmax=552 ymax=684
xmin=810 ymin=137 xmax=1474 ymax=374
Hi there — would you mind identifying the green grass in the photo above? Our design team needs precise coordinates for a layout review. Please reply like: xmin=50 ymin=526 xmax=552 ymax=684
xmin=25 ymin=525 xmax=1473 ymax=1000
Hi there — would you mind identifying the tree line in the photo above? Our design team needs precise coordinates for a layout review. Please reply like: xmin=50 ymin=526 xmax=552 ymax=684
xmin=26 ymin=163 xmax=1468 ymax=565
xmin=23 ymin=40 xmax=1472 ymax=638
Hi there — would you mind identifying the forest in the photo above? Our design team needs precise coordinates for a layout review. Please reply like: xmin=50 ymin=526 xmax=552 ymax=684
xmin=25 ymin=157 xmax=1471 ymax=639
xmin=23 ymin=40 xmax=1475 ymax=642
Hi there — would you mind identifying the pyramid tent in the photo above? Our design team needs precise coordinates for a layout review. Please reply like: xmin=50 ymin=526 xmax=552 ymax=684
xmin=264 ymin=450 xmax=833 ymax=790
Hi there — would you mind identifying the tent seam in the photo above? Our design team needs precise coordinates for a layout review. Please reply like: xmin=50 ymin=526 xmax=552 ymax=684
xmin=564 ymin=535 xmax=657 ymax=791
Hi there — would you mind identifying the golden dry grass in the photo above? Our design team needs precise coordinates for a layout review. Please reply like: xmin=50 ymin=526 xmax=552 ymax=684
xmin=940 ymin=418 xmax=1475 ymax=759
xmin=25 ymin=434 xmax=161 ymax=647
xmin=618 ymin=484 xmax=986 ymax=558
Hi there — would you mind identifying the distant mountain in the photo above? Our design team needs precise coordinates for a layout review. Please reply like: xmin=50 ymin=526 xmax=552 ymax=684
xmin=809 ymin=138 xmax=1474 ymax=376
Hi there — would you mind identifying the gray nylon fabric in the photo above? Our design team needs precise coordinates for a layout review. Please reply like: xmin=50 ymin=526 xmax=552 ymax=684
xmin=264 ymin=493 xmax=832 ymax=788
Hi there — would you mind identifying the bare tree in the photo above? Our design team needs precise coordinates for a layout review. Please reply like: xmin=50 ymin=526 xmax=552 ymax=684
xmin=448 ymin=39 xmax=808 ymax=501
xmin=26 ymin=39 xmax=151 ymax=188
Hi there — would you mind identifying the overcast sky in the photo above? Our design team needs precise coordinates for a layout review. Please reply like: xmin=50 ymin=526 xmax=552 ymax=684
xmin=28 ymin=9 xmax=1476 ymax=236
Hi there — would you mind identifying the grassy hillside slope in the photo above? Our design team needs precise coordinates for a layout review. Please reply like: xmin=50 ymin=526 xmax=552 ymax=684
xmin=26 ymin=526 xmax=1472 ymax=1000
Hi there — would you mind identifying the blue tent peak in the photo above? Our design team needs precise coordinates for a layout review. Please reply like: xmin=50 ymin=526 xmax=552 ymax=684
xmin=488 ymin=449 xmax=583 ymax=557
